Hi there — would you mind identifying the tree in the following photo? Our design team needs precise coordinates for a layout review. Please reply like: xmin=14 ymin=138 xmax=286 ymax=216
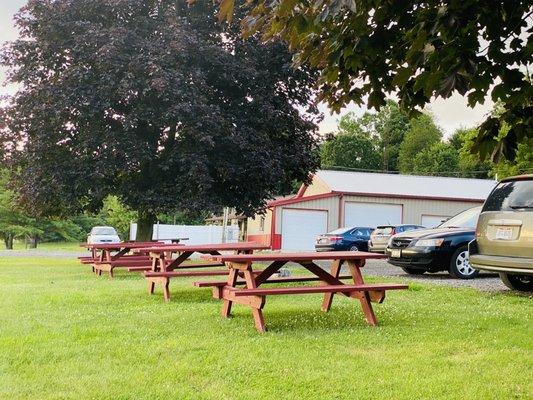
xmin=1 ymin=0 xmax=321 ymax=240
xmin=215 ymin=0 xmax=532 ymax=162
xmin=358 ymin=100 xmax=410 ymax=171
xmin=455 ymin=128 xmax=492 ymax=178
xmin=0 ymin=169 xmax=43 ymax=249
xmin=398 ymin=114 xmax=442 ymax=173
xmin=411 ymin=142 xmax=460 ymax=177
xmin=320 ymin=113 xmax=381 ymax=170
xmin=490 ymin=139 xmax=533 ymax=179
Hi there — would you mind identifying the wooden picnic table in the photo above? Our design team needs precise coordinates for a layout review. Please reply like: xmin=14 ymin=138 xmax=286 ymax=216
xmin=200 ymin=251 xmax=408 ymax=332
xmin=83 ymin=241 xmax=169 ymax=277
xmin=135 ymin=242 xmax=269 ymax=301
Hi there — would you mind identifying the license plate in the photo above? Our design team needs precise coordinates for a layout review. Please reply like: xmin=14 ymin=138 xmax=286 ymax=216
xmin=390 ymin=249 xmax=401 ymax=258
xmin=495 ymin=227 xmax=513 ymax=240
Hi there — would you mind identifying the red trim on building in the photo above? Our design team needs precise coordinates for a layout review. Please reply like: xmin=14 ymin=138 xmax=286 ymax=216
xmin=268 ymin=192 xmax=338 ymax=207
xmin=295 ymin=183 xmax=308 ymax=198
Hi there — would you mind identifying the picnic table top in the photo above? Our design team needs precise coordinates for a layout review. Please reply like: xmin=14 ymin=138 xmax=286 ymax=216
xmin=84 ymin=241 xmax=168 ymax=249
xmin=209 ymin=251 xmax=387 ymax=263
xmin=137 ymin=242 xmax=270 ymax=253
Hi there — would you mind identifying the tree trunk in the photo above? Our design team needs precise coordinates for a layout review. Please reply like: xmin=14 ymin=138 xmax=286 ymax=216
xmin=28 ymin=236 xmax=39 ymax=249
xmin=136 ymin=210 xmax=156 ymax=242
xmin=4 ymin=234 xmax=14 ymax=250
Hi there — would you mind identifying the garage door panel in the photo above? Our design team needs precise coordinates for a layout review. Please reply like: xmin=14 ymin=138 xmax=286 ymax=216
xmin=344 ymin=202 xmax=402 ymax=228
xmin=281 ymin=209 xmax=328 ymax=251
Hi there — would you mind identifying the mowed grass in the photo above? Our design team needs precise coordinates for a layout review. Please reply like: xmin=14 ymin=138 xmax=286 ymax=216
xmin=0 ymin=257 xmax=531 ymax=400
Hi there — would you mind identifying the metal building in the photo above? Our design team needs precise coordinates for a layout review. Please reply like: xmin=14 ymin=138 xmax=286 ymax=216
xmin=247 ymin=170 xmax=497 ymax=250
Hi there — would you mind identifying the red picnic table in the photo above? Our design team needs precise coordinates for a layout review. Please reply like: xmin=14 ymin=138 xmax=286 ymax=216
xmin=135 ymin=242 xmax=269 ymax=302
xmin=82 ymin=241 xmax=169 ymax=277
xmin=198 ymin=251 xmax=408 ymax=332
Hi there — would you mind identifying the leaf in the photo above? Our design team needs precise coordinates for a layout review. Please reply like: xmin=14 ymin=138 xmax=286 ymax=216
xmin=392 ymin=67 xmax=412 ymax=87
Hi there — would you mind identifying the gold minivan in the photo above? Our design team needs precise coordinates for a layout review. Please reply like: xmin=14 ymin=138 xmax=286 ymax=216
xmin=469 ymin=175 xmax=533 ymax=291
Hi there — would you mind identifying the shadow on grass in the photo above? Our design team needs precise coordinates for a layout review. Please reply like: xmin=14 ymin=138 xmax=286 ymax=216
xmin=227 ymin=302 xmax=412 ymax=334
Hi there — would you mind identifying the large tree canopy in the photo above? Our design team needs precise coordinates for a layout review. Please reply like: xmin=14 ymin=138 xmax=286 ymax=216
xmin=217 ymin=0 xmax=532 ymax=162
xmin=1 ymin=0 xmax=321 ymax=239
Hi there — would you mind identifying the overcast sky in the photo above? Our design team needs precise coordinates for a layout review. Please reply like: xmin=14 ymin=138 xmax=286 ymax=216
xmin=1 ymin=0 xmax=495 ymax=137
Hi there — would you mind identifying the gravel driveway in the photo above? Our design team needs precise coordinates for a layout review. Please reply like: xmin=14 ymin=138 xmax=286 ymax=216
xmin=361 ymin=259 xmax=508 ymax=292
xmin=0 ymin=248 xmax=510 ymax=292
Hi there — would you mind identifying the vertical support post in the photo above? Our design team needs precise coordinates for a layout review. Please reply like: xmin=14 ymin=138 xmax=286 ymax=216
xmin=347 ymin=260 xmax=377 ymax=326
xmin=321 ymin=259 xmax=341 ymax=312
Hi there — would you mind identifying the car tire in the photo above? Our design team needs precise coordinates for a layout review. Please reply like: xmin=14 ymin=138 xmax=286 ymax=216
xmin=448 ymin=246 xmax=478 ymax=279
xmin=401 ymin=267 xmax=425 ymax=275
xmin=499 ymin=273 xmax=533 ymax=292
xmin=349 ymin=245 xmax=359 ymax=251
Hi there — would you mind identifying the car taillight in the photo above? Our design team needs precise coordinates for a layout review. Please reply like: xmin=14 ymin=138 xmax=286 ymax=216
xmin=329 ymin=236 xmax=342 ymax=242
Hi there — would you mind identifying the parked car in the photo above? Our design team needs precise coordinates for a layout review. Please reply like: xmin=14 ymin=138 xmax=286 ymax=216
xmin=87 ymin=226 xmax=121 ymax=244
xmin=315 ymin=227 xmax=374 ymax=252
xmin=469 ymin=175 xmax=533 ymax=291
xmin=368 ymin=224 xmax=425 ymax=253
xmin=385 ymin=206 xmax=481 ymax=279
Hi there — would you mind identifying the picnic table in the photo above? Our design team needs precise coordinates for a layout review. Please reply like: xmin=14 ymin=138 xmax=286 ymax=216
xmin=198 ymin=251 xmax=408 ymax=332
xmin=136 ymin=242 xmax=269 ymax=301
xmin=82 ymin=241 xmax=169 ymax=277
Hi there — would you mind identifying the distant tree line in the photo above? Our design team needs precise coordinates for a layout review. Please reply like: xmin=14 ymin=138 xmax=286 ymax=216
xmin=320 ymin=101 xmax=532 ymax=179
xmin=0 ymin=169 xmax=204 ymax=249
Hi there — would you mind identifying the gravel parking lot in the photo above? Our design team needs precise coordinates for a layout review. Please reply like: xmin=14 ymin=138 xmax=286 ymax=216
xmin=2 ymin=248 xmax=512 ymax=292
xmin=362 ymin=258 xmax=509 ymax=292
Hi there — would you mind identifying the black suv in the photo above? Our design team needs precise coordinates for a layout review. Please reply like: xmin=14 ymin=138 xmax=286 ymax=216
xmin=386 ymin=206 xmax=481 ymax=279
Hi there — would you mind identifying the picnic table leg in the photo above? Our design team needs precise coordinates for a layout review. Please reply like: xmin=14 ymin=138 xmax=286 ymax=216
xmin=148 ymin=279 xmax=155 ymax=295
xmin=347 ymin=260 xmax=377 ymax=326
xmin=321 ymin=259 xmax=341 ymax=312
xmin=242 ymin=269 xmax=266 ymax=333
xmin=221 ymin=268 xmax=238 ymax=318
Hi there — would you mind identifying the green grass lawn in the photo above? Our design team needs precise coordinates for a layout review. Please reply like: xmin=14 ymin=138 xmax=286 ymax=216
xmin=0 ymin=257 xmax=531 ymax=399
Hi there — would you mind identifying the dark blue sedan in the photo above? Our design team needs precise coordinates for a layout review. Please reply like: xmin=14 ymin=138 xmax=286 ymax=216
xmin=315 ymin=227 xmax=374 ymax=252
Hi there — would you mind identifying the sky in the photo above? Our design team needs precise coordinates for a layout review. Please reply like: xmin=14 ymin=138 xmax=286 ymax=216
xmin=0 ymin=0 xmax=495 ymax=137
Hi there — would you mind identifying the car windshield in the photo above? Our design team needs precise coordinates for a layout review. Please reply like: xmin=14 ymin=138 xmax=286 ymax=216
xmin=439 ymin=207 xmax=480 ymax=228
xmin=92 ymin=227 xmax=116 ymax=235
xmin=482 ymin=180 xmax=533 ymax=211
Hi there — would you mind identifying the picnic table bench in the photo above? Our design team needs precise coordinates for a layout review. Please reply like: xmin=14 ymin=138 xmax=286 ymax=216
xmin=201 ymin=251 xmax=408 ymax=332
xmin=82 ymin=242 xmax=169 ymax=277
xmin=136 ymin=242 xmax=269 ymax=301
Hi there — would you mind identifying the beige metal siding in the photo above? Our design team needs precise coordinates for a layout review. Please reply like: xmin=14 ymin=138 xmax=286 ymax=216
xmin=301 ymin=177 xmax=330 ymax=197
xmin=275 ymin=196 xmax=340 ymax=234
xmin=247 ymin=208 xmax=272 ymax=235
xmin=342 ymin=195 xmax=483 ymax=225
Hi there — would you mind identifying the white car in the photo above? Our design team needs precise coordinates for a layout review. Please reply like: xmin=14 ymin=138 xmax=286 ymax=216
xmin=87 ymin=226 xmax=121 ymax=244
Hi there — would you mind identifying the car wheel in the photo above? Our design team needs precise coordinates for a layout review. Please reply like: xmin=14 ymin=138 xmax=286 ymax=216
xmin=499 ymin=273 xmax=533 ymax=292
xmin=448 ymin=246 xmax=478 ymax=279
xmin=401 ymin=267 xmax=425 ymax=275
xmin=349 ymin=245 xmax=359 ymax=251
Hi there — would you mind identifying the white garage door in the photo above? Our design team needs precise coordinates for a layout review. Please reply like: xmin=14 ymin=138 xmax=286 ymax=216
xmin=344 ymin=202 xmax=402 ymax=228
xmin=281 ymin=209 xmax=328 ymax=251
xmin=421 ymin=214 xmax=449 ymax=228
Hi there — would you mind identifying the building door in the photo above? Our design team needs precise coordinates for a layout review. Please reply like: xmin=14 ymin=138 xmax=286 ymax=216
xmin=281 ymin=209 xmax=328 ymax=250
xmin=344 ymin=202 xmax=402 ymax=228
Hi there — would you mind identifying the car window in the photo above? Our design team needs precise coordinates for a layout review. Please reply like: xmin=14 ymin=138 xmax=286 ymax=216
xmin=327 ymin=227 xmax=351 ymax=235
xmin=482 ymin=180 xmax=533 ymax=212
xmin=439 ymin=207 xmax=480 ymax=228
xmin=374 ymin=226 xmax=394 ymax=234
xmin=92 ymin=227 xmax=117 ymax=235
